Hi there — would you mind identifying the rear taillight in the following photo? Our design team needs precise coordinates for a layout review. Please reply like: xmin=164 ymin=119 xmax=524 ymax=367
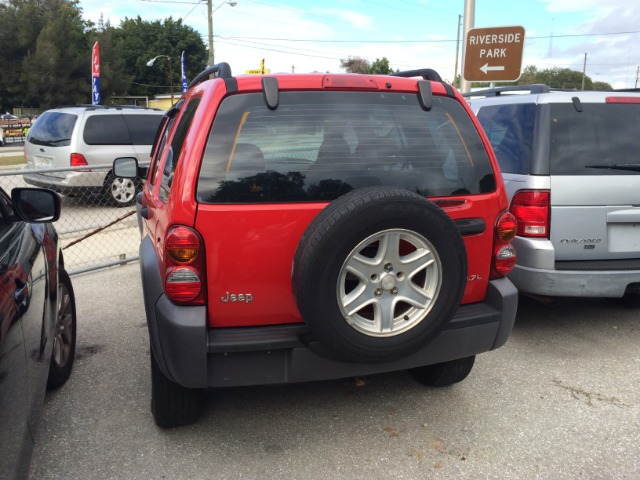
xmin=70 ymin=153 xmax=88 ymax=167
xmin=491 ymin=211 xmax=517 ymax=279
xmin=322 ymin=75 xmax=379 ymax=89
xmin=164 ymin=226 xmax=206 ymax=305
xmin=509 ymin=190 xmax=550 ymax=238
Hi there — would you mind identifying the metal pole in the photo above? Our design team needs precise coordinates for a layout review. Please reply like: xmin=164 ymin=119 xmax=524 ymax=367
xmin=459 ymin=0 xmax=475 ymax=94
xmin=454 ymin=14 xmax=462 ymax=86
xmin=635 ymin=66 xmax=639 ymax=89
xmin=207 ymin=0 xmax=214 ymax=66
xmin=169 ymin=57 xmax=174 ymax=104
xmin=581 ymin=52 xmax=587 ymax=90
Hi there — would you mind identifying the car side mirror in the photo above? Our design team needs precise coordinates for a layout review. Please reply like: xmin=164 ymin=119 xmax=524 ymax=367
xmin=11 ymin=188 xmax=61 ymax=222
xmin=113 ymin=157 xmax=140 ymax=179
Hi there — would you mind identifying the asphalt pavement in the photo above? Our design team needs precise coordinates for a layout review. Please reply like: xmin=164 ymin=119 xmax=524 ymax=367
xmin=29 ymin=263 xmax=640 ymax=479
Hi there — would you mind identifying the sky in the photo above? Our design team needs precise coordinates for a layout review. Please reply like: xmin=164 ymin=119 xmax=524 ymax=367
xmin=79 ymin=0 xmax=640 ymax=89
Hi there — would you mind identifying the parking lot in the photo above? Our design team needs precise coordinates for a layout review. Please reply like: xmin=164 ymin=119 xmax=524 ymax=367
xmin=28 ymin=263 xmax=640 ymax=479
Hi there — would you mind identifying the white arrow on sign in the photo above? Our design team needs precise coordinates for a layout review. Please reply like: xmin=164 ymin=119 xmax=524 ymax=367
xmin=480 ymin=63 xmax=506 ymax=74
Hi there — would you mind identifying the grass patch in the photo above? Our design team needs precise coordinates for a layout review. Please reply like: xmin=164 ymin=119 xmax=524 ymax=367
xmin=0 ymin=155 xmax=25 ymax=167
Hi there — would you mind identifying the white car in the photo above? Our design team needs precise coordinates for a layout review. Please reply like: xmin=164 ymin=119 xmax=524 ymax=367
xmin=23 ymin=105 xmax=164 ymax=206
xmin=467 ymin=86 xmax=640 ymax=305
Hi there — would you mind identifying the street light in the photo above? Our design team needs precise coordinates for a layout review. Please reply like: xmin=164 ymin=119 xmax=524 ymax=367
xmin=147 ymin=55 xmax=173 ymax=105
xmin=207 ymin=0 xmax=237 ymax=66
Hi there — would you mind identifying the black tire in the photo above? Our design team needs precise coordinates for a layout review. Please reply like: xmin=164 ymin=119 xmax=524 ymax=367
xmin=47 ymin=268 xmax=77 ymax=389
xmin=150 ymin=348 xmax=204 ymax=428
xmin=409 ymin=355 xmax=475 ymax=387
xmin=608 ymin=292 xmax=640 ymax=308
xmin=104 ymin=172 xmax=140 ymax=207
xmin=292 ymin=186 xmax=467 ymax=363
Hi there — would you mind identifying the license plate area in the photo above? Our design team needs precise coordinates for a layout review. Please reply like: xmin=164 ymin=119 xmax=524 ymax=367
xmin=608 ymin=223 xmax=640 ymax=252
xmin=33 ymin=154 xmax=54 ymax=168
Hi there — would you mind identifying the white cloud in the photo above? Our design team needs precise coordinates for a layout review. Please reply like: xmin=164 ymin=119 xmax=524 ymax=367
xmin=312 ymin=8 xmax=374 ymax=30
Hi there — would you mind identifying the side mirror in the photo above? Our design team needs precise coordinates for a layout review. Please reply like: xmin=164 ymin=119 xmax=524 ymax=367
xmin=11 ymin=188 xmax=61 ymax=222
xmin=113 ymin=157 xmax=140 ymax=179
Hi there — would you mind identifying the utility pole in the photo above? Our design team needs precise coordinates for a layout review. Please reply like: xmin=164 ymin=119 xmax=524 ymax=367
xmin=581 ymin=52 xmax=587 ymax=90
xmin=207 ymin=0 xmax=214 ymax=66
xmin=454 ymin=14 xmax=462 ymax=86
xmin=636 ymin=66 xmax=639 ymax=89
xmin=207 ymin=1 xmax=237 ymax=67
xmin=459 ymin=0 xmax=475 ymax=94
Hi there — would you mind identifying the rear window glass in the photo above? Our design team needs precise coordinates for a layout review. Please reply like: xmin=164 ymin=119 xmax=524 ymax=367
xmin=475 ymin=103 xmax=536 ymax=174
xmin=27 ymin=112 xmax=77 ymax=147
xmin=549 ymin=103 xmax=640 ymax=175
xmin=197 ymin=91 xmax=495 ymax=203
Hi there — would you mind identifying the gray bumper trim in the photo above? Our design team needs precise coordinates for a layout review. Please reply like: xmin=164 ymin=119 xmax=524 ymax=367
xmin=141 ymin=235 xmax=518 ymax=388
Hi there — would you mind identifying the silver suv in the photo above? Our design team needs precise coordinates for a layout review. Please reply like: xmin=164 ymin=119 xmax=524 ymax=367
xmin=23 ymin=105 xmax=164 ymax=206
xmin=467 ymin=85 xmax=640 ymax=304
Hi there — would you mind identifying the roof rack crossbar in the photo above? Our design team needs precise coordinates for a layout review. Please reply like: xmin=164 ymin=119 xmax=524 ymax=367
xmin=188 ymin=62 xmax=233 ymax=90
xmin=462 ymin=84 xmax=550 ymax=97
xmin=392 ymin=68 xmax=443 ymax=83
xmin=54 ymin=104 xmax=158 ymax=110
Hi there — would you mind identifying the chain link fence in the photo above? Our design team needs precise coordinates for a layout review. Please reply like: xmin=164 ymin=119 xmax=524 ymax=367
xmin=1 ymin=164 xmax=141 ymax=275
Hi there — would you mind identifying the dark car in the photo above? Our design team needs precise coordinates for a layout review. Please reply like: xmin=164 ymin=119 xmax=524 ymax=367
xmin=0 ymin=187 xmax=76 ymax=479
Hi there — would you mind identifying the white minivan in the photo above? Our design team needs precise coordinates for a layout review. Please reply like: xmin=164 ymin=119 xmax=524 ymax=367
xmin=23 ymin=105 xmax=164 ymax=206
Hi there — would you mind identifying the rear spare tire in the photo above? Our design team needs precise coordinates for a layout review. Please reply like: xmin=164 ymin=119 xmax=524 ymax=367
xmin=292 ymin=187 xmax=467 ymax=363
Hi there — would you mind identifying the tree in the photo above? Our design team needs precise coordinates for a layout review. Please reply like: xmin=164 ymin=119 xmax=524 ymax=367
xmin=514 ymin=65 xmax=611 ymax=90
xmin=592 ymin=81 xmax=613 ymax=91
xmin=517 ymin=65 xmax=539 ymax=85
xmin=87 ymin=21 xmax=133 ymax=104
xmin=369 ymin=57 xmax=393 ymax=74
xmin=340 ymin=56 xmax=370 ymax=74
xmin=340 ymin=56 xmax=395 ymax=74
xmin=20 ymin=0 xmax=92 ymax=108
xmin=117 ymin=17 xmax=207 ymax=99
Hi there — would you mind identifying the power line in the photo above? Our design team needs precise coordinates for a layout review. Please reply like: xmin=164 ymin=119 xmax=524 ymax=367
xmin=213 ymin=29 xmax=640 ymax=44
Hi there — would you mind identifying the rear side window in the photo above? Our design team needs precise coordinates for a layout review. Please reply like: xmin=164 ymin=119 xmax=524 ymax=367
xmin=27 ymin=112 xmax=77 ymax=147
xmin=197 ymin=91 xmax=495 ymax=203
xmin=475 ymin=103 xmax=536 ymax=174
xmin=549 ymin=103 xmax=640 ymax=175
xmin=83 ymin=115 xmax=131 ymax=145
xmin=159 ymin=98 xmax=201 ymax=202
xmin=122 ymin=114 xmax=163 ymax=144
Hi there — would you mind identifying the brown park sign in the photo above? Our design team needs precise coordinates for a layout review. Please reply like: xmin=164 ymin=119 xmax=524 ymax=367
xmin=464 ymin=26 xmax=525 ymax=82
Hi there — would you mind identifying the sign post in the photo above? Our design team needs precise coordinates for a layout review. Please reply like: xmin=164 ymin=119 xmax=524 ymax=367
xmin=463 ymin=26 xmax=525 ymax=83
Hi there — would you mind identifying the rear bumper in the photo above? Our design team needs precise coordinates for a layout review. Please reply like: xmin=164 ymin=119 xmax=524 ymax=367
xmin=22 ymin=170 xmax=106 ymax=193
xmin=140 ymin=236 xmax=518 ymax=389
xmin=509 ymin=264 xmax=640 ymax=297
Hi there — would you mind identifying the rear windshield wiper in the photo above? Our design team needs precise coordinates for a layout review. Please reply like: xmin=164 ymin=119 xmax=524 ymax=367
xmin=585 ymin=164 xmax=640 ymax=172
xmin=30 ymin=138 xmax=71 ymax=146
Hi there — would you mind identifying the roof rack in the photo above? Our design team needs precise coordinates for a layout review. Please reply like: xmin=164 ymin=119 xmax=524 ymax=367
xmin=392 ymin=68 xmax=443 ymax=83
xmin=462 ymin=84 xmax=550 ymax=98
xmin=188 ymin=62 xmax=233 ymax=90
xmin=54 ymin=104 xmax=158 ymax=111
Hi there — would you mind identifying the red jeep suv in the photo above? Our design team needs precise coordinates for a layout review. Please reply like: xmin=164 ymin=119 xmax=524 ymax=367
xmin=114 ymin=63 xmax=518 ymax=427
